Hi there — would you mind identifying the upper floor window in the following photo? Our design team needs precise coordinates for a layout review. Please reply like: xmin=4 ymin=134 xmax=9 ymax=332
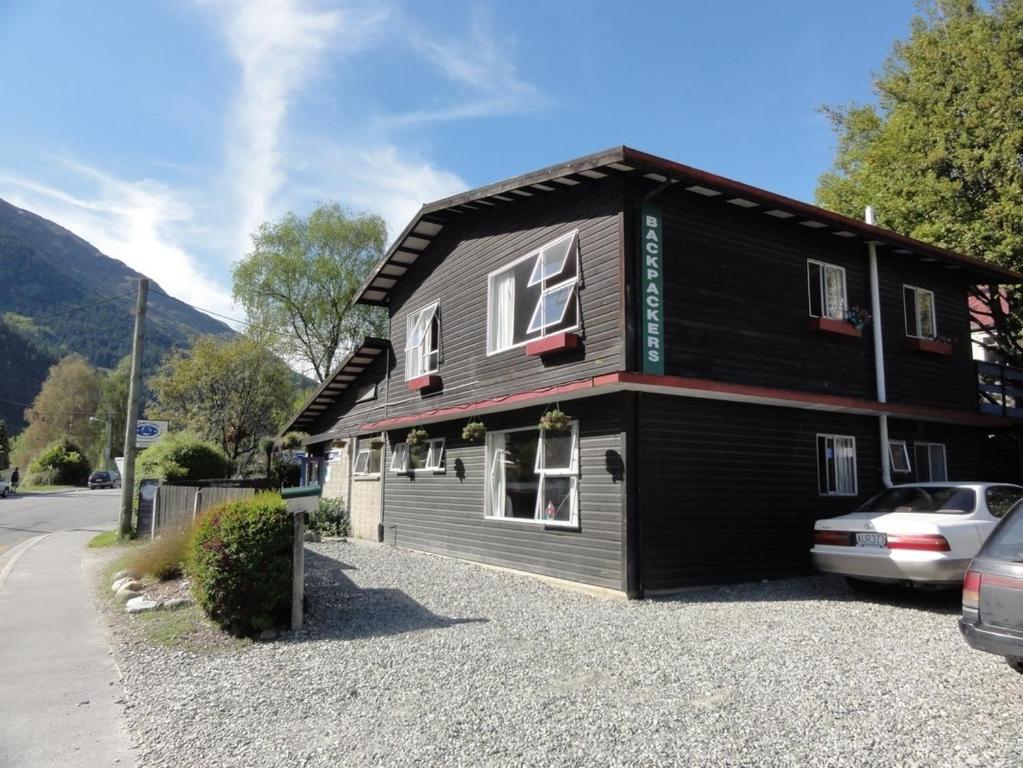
xmin=888 ymin=439 xmax=911 ymax=473
xmin=903 ymin=285 xmax=936 ymax=339
xmin=405 ymin=303 xmax=440 ymax=380
xmin=807 ymin=260 xmax=847 ymax=320
xmin=487 ymin=231 xmax=580 ymax=354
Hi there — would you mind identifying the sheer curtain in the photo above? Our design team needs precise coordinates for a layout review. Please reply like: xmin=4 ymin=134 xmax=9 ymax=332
xmin=489 ymin=272 xmax=515 ymax=352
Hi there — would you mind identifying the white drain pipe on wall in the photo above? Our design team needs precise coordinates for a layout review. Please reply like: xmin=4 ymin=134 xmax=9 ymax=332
xmin=866 ymin=205 xmax=892 ymax=488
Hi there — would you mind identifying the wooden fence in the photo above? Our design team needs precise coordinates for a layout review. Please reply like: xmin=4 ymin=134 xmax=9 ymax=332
xmin=150 ymin=484 xmax=256 ymax=537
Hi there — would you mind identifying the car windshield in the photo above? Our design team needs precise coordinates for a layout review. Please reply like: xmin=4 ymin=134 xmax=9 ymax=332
xmin=93 ymin=472 xmax=109 ymax=480
xmin=858 ymin=486 xmax=976 ymax=514
xmin=983 ymin=502 xmax=1023 ymax=562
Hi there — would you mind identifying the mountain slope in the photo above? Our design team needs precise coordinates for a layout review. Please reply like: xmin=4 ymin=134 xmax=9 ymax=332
xmin=0 ymin=317 xmax=57 ymax=432
xmin=0 ymin=197 xmax=236 ymax=431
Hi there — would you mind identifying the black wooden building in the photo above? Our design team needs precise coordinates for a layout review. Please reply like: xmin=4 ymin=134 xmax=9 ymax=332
xmin=283 ymin=146 xmax=1021 ymax=597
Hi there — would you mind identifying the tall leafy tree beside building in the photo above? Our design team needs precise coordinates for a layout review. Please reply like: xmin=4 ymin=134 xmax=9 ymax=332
xmin=147 ymin=335 xmax=297 ymax=462
xmin=816 ymin=0 xmax=1023 ymax=362
xmin=232 ymin=202 xmax=388 ymax=383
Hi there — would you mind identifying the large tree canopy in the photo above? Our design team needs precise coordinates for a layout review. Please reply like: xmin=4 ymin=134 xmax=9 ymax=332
xmin=147 ymin=335 xmax=297 ymax=462
xmin=232 ymin=202 xmax=388 ymax=383
xmin=816 ymin=0 xmax=1023 ymax=362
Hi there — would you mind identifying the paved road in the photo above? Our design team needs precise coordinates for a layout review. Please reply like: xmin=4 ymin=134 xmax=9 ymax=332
xmin=0 ymin=488 xmax=120 ymax=558
xmin=0 ymin=487 xmax=134 ymax=767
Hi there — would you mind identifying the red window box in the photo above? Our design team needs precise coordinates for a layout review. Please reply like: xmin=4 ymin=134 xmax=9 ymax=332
xmin=525 ymin=332 xmax=580 ymax=357
xmin=406 ymin=374 xmax=442 ymax=392
xmin=906 ymin=337 xmax=953 ymax=356
xmin=807 ymin=316 xmax=862 ymax=338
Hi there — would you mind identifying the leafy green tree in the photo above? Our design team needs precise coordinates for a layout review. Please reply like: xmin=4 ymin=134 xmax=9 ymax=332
xmin=96 ymin=355 xmax=131 ymax=461
xmin=232 ymin=202 xmax=388 ymax=383
xmin=147 ymin=335 xmax=297 ymax=461
xmin=0 ymin=420 xmax=9 ymax=471
xmin=27 ymin=437 xmax=91 ymax=486
xmin=817 ymin=0 xmax=1023 ymax=362
xmin=14 ymin=355 xmax=103 ymax=468
xmin=136 ymin=431 xmax=233 ymax=483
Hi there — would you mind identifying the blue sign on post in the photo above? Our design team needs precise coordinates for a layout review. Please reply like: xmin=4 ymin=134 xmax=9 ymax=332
xmin=135 ymin=420 xmax=168 ymax=447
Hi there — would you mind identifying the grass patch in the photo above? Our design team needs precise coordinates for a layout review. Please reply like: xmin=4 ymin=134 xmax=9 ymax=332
xmin=137 ymin=604 xmax=251 ymax=654
xmin=126 ymin=524 xmax=192 ymax=581
xmin=17 ymin=485 xmax=79 ymax=494
xmin=87 ymin=530 xmax=122 ymax=548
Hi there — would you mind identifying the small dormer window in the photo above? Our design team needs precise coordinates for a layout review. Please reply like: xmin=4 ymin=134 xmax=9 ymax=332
xmin=405 ymin=303 xmax=440 ymax=381
xmin=487 ymin=231 xmax=580 ymax=354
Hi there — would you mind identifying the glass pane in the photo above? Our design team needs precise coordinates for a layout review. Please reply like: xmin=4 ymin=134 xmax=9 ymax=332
xmin=915 ymin=444 xmax=930 ymax=481
xmin=889 ymin=442 xmax=911 ymax=473
xmin=367 ymin=448 xmax=381 ymax=474
xmin=541 ymin=429 xmax=574 ymax=472
xmin=538 ymin=476 xmax=574 ymax=523
xmin=807 ymin=263 xmax=823 ymax=317
xmin=929 ymin=445 xmax=947 ymax=481
xmin=835 ymin=437 xmax=856 ymax=494
xmin=426 ymin=440 xmax=445 ymax=470
xmin=354 ymin=451 xmax=369 ymax=474
xmin=527 ymin=282 xmax=575 ymax=334
xmin=511 ymin=259 xmax=540 ymax=343
xmin=982 ymin=505 xmax=1023 ymax=559
xmin=986 ymin=487 xmax=1023 ymax=519
xmin=824 ymin=266 xmax=846 ymax=320
xmin=904 ymin=287 xmax=918 ymax=336
xmin=817 ymin=436 xmax=829 ymax=494
xmin=528 ymin=234 xmax=575 ymax=287
xmin=918 ymin=291 xmax=935 ymax=338
xmin=487 ymin=434 xmax=506 ymax=517
xmin=859 ymin=487 xmax=975 ymax=514
xmin=390 ymin=444 xmax=407 ymax=472
xmin=409 ymin=443 xmax=429 ymax=470
xmin=503 ymin=430 xmax=539 ymax=519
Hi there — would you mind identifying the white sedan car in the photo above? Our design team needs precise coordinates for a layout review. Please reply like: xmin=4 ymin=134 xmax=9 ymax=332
xmin=0 ymin=479 xmax=10 ymax=497
xmin=811 ymin=483 xmax=1023 ymax=588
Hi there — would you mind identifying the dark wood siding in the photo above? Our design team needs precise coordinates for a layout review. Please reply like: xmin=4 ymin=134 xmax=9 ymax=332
xmin=879 ymin=263 xmax=976 ymax=410
xmin=637 ymin=394 xmax=884 ymax=590
xmin=383 ymin=179 xmax=625 ymax=420
xmin=303 ymin=351 xmax=392 ymax=438
xmin=887 ymin=418 xmax=984 ymax=482
xmin=382 ymin=395 xmax=627 ymax=591
xmin=647 ymin=185 xmax=876 ymax=399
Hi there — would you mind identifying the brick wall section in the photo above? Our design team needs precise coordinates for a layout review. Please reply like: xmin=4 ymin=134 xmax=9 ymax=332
xmin=321 ymin=442 xmax=349 ymax=501
xmin=350 ymin=475 xmax=380 ymax=541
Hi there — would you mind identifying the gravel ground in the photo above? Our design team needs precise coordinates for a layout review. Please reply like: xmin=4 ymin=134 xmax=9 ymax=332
xmin=110 ymin=541 xmax=1023 ymax=768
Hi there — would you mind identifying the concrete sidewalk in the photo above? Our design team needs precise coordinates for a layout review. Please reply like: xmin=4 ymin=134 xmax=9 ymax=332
xmin=0 ymin=528 xmax=135 ymax=767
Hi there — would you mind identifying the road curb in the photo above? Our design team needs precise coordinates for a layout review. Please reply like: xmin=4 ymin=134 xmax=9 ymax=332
xmin=0 ymin=532 xmax=54 ymax=595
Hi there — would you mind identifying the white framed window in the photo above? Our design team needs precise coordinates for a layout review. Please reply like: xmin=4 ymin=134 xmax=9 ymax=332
xmin=903 ymin=285 xmax=937 ymax=339
xmin=485 ymin=423 xmax=579 ymax=527
xmin=390 ymin=439 xmax=445 ymax=473
xmin=405 ymin=302 xmax=440 ymax=380
xmin=817 ymin=434 xmax=857 ymax=496
xmin=807 ymin=260 xmax=847 ymax=320
xmin=888 ymin=440 xmax=912 ymax=474
xmin=353 ymin=440 xmax=382 ymax=476
xmin=486 ymin=231 xmax=580 ymax=354
xmin=914 ymin=442 xmax=948 ymax=482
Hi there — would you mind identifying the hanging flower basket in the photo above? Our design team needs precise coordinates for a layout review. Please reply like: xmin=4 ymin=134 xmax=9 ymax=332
xmin=406 ymin=427 xmax=429 ymax=446
xmin=462 ymin=420 xmax=487 ymax=443
xmin=846 ymin=306 xmax=872 ymax=332
xmin=538 ymin=408 xmax=571 ymax=433
xmin=332 ymin=438 xmax=347 ymax=449
xmin=369 ymin=437 xmax=385 ymax=450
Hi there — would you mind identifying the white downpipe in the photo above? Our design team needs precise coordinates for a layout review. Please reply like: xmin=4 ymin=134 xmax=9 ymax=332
xmin=866 ymin=205 xmax=892 ymax=488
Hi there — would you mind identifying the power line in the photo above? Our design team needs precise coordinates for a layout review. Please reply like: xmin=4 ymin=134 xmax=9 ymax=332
xmin=0 ymin=290 xmax=135 ymax=320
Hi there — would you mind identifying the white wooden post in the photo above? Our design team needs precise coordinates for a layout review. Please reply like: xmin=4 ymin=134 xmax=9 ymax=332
xmin=292 ymin=511 xmax=305 ymax=631
xmin=192 ymin=488 xmax=203 ymax=521
xmin=151 ymin=486 xmax=161 ymax=540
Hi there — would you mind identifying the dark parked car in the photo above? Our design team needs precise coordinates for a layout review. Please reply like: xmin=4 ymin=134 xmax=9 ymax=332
xmin=959 ymin=499 xmax=1023 ymax=674
xmin=87 ymin=470 xmax=121 ymax=490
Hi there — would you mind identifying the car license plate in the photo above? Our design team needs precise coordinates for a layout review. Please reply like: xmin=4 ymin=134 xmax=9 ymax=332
xmin=856 ymin=532 xmax=886 ymax=548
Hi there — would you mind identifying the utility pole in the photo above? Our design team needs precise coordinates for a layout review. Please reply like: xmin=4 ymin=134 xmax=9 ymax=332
xmin=119 ymin=278 xmax=149 ymax=537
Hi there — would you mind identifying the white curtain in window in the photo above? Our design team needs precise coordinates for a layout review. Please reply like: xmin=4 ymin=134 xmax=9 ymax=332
xmin=487 ymin=433 xmax=507 ymax=517
xmin=489 ymin=272 xmax=515 ymax=352
xmin=835 ymin=437 xmax=857 ymax=494
xmin=824 ymin=266 xmax=846 ymax=320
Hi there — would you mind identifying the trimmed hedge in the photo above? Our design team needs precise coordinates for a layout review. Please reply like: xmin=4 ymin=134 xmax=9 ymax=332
xmin=136 ymin=432 xmax=233 ymax=483
xmin=188 ymin=493 xmax=293 ymax=636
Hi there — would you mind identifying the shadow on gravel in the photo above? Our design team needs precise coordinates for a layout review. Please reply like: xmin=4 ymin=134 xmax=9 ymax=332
xmin=301 ymin=549 xmax=488 ymax=641
xmin=652 ymin=574 xmax=961 ymax=615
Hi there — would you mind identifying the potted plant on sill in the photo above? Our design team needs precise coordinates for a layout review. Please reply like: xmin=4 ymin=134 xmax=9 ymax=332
xmin=462 ymin=420 xmax=487 ymax=443
xmin=369 ymin=437 xmax=385 ymax=450
xmin=406 ymin=427 xmax=429 ymax=446
xmin=846 ymin=306 xmax=872 ymax=332
xmin=538 ymin=408 xmax=571 ymax=433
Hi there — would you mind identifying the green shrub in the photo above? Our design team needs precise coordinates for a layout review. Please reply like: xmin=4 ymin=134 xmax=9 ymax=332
xmin=28 ymin=437 xmax=91 ymax=486
xmin=136 ymin=432 xmax=233 ymax=483
xmin=188 ymin=493 xmax=293 ymax=637
xmin=309 ymin=497 xmax=350 ymax=538
xmin=268 ymin=454 xmax=301 ymax=489
xmin=128 ymin=524 xmax=194 ymax=581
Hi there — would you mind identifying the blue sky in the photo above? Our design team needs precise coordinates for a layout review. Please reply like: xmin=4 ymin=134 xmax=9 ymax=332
xmin=0 ymin=0 xmax=918 ymax=320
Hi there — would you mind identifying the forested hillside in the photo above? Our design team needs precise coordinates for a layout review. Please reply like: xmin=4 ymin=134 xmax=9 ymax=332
xmin=0 ymin=318 xmax=56 ymax=432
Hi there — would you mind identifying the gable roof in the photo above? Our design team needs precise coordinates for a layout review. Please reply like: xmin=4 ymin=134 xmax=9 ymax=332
xmin=356 ymin=145 xmax=1022 ymax=306
xmin=278 ymin=337 xmax=389 ymax=438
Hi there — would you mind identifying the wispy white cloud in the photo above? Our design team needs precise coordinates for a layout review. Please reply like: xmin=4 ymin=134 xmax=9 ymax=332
xmin=0 ymin=161 xmax=237 ymax=322
xmin=203 ymin=0 xmax=389 ymax=254
xmin=383 ymin=7 xmax=544 ymax=129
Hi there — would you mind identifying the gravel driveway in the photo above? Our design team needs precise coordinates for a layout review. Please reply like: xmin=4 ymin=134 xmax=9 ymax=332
xmin=114 ymin=541 xmax=1023 ymax=767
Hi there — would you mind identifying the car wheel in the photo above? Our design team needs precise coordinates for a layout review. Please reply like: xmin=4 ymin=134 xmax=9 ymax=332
xmin=1007 ymin=657 xmax=1023 ymax=674
xmin=1 ymin=487 xmax=8 ymax=498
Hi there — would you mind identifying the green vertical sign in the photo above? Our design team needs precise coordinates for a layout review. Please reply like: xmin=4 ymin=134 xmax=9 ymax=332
xmin=639 ymin=204 xmax=664 ymax=374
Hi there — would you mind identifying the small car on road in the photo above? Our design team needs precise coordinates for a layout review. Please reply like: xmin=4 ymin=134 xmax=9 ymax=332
xmin=960 ymin=499 xmax=1023 ymax=674
xmin=0 ymin=478 xmax=9 ymax=497
xmin=87 ymin=470 xmax=121 ymax=490
xmin=811 ymin=482 xmax=1023 ymax=588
